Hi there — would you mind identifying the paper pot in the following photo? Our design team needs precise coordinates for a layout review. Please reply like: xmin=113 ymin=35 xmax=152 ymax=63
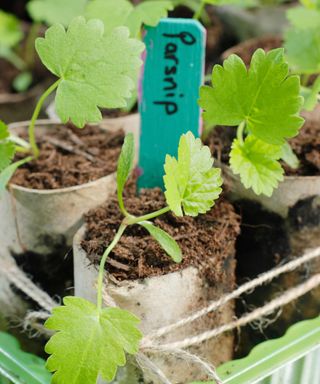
xmin=73 ymin=225 xmax=235 ymax=383
xmin=0 ymin=117 xmax=140 ymax=257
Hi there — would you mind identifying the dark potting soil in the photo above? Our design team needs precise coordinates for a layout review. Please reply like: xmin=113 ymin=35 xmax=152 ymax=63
xmin=221 ymin=35 xmax=282 ymax=65
xmin=206 ymin=120 xmax=320 ymax=176
xmin=11 ymin=125 xmax=124 ymax=189
xmin=82 ymin=187 xmax=241 ymax=283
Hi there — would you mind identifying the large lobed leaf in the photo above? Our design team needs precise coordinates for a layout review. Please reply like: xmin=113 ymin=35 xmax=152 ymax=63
xmin=45 ymin=296 xmax=142 ymax=384
xmin=199 ymin=48 xmax=304 ymax=145
xmin=36 ymin=17 xmax=144 ymax=128
xmin=230 ymin=135 xmax=284 ymax=197
xmin=164 ymin=131 xmax=222 ymax=217
xmin=27 ymin=0 xmax=88 ymax=27
xmin=85 ymin=0 xmax=173 ymax=37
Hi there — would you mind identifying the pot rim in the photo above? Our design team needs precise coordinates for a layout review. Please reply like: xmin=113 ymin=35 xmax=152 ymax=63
xmin=8 ymin=119 xmax=120 ymax=195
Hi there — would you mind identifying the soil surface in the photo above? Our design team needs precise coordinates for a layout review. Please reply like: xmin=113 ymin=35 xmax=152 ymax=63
xmin=82 ymin=187 xmax=241 ymax=282
xmin=221 ymin=35 xmax=282 ymax=65
xmin=11 ymin=125 xmax=124 ymax=189
xmin=206 ymin=120 xmax=320 ymax=176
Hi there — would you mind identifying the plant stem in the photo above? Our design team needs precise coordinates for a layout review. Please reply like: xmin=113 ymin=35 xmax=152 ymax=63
xmin=97 ymin=223 xmax=127 ymax=314
xmin=193 ymin=0 xmax=205 ymax=20
xmin=124 ymin=206 xmax=171 ymax=225
xmin=237 ymin=121 xmax=246 ymax=147
xmin=28 ymin=79 xmax=61 ymax=158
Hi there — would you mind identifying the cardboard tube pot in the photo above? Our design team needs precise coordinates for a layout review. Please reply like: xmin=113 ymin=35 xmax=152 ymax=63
xmin=0 ymin=118 xmax=140 ymax=257
xmin=74 ymin=226 xmax=236 ymax=383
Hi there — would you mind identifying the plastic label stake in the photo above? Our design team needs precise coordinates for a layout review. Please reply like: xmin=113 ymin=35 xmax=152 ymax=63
xmin=138 ymin=18 xmax=206 ymax=189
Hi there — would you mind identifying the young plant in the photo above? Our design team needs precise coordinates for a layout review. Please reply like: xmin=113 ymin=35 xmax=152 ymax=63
xmin=85 ymin=0 xmax=173 ymax=38
xmin=0 ymin=10 xmax=33 ymax=92
xmin=0 ymin=16 xmax=144 ymax=191
xmin=44 ymin=131 xmax=223 ymax=383
xmin=199 ymin=48 xmax=304 ymax=197
xmin=284 ymin=0 xmax=320 ymax=111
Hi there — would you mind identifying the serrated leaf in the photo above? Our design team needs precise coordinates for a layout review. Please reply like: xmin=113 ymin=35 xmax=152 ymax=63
xmin=85 ymin=0 xmax=172 ymax=37
xmin=230 ymin=136 xmax=284 ymax=197
xmin=27 ymin=0 xmax=87 ymax=27
xmin=0 ymin=121 xmax=10 ymax=141
xmin=285 ymin=27 xmax=320 ymax=74
xmin=140 ymin=221 xmax=182 ymax=263
xmin=117 ymin=133 xmax=135 ymax=215
xmin=0 ymin=142 xmax=15 ymax=172
xmin=0 ymin=11 xmax=23 ymax=48
xmin=45 ymin=296 xmax=142 ymax=384
xmin=281 ymin=142 xmax=299 ymax=169
xmin=301 ymin=76 xmax=320 ymax=111
xmin=0 ymin=157 xmax=33 ymax=194
xmin=36 ymin=17 xmax=144 ymax=128
xmin=0 ymin=331 xmax=51 ymax=384
xmin=199 ymin=48 xmax=304 ymax=145
xmin=164 ymin=131 xmax=223 ymax=217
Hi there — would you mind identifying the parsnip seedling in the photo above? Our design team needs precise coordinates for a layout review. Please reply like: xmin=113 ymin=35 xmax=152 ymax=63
xmin=44 ymin=131 xmax=223 ymax=383
xmin=199 ymin=48 xmax=304 ymax=197
xmin=0 ymin=16 xmax=144 ymax=192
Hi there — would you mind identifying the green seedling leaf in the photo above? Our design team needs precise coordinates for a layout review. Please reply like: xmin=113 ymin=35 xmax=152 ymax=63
xmin=45 ymin=296 xmax=142 ymax=384
xmin=0 ymin=11 xmax=23 ymax=48
xmin=85 ymin=0 xmax=173 ymax=37
xmin=285 ymin=27 xmax=320 ymax=74
xmin=140 ymin=221 xmax=182 ymax=263
xmin=301 ymin=76 xmax=320 ymax=110
xmin=12 ymin=71 xmax=33 ymax=93
xmin=286 ymin=6 xmax=320 ymax=29
xmin=281 ymin=142 xmax=300 ymax=169
xmin=0 ymin=157 xmax=33 ymax=194
xmin=0 ymin=122 xmax=15 ymax=172
xmin=0 ymin=331 xmax=51 ymax=384
xmin=117 ymin=133 xmax=135 ymax=215
xmin=27 ymin=0 xmax=88 ymax=27
xmin=36 ymin=17 xmax=144 ymax=128
xmin=230 ymin=136 xmax=284 ymax=197
xmin=164 ymin=131 xmax=222 ymax=217
xmin=199 ymin=48 xmax=304 ymax=145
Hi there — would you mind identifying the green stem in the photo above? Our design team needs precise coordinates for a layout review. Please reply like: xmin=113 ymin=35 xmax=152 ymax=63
xmin=28 ymin=79 xmax=61 ymax=158
xmin=15 ymin=146 xmax=30 ymax=153
xmin=97 ymin=223 xmax=127 ymax=313
xmin=0 ymin=49 xmax=26 ymax=71
xmin=193 ymin=0 xmax=205 ymax=20
xmin=124 ymin=206 xmax=171 ymax=225
xmin=24 ymin=23 xmax=41 ymax=68
xmin=237 ymin=121 xmax=246 ymax=147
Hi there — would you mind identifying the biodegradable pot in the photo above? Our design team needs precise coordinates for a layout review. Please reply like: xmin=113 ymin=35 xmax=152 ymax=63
xmin=74 ymin=226 xmax=236 ymax=383
xmin=215 ymin=5 xmax=290 ymax=41
xmin=0 ymin=117 xmax=140 ymax=257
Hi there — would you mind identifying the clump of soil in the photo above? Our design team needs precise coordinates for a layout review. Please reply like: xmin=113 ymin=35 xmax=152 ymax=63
xmin=206 ymin=120 xmax=320 ymax=177
xmin=221 ymin=35 xmax=282 ymax=65
xmin=82 ymin=187 xmax=241 ymax=283
xmin=11 ymin=125 xmax=124 ymax=189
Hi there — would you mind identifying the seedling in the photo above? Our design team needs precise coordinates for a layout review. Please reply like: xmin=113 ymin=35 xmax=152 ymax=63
xmin=199 ymin=48 xmax=304 ymax=197
xmin=284 ymin=0 xmax=320 ymax=110
xmin=0 ymin=16 xmax=144 ymax=191
xmin=44 ymin=130 xmax=223 ymax=383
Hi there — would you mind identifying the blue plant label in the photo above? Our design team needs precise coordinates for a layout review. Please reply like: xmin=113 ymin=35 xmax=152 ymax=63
xmin=138 ymin=18 xmax=206 ymax=189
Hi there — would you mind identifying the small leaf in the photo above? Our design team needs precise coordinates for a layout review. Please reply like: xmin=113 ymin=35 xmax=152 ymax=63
xmin=301 ymin=76 xmax=320 ymax=111
xmin=85 ymin=0 xmax=173 ymax=37
xmin=140 ymin=221 xmax=182 ymax=263
xmin=281 ymin=142 xmax=299 ymax=169
xmin=27 ymin=0 xmax=87 ymax=27
xmin=0 ymin=331 xmax=51 ymax=384
xmin=36 ymin=17 xmax=144 ymax=128
xmin=0 ymin=121 xmax=15 ymax=173
xmin=117 ymin=133 xmax=135 ymax=215
xmin=199 ymin=48 xmax=304 ymax=145
xmin=12 ymin=72 xmax=33 ymax=93
xmin=164 ymin=131 xmax=223 ymax=217
xmin=0 ymin=10 xmax=23 ymax=48
xmin=0 ymin=121 xmax=10 ymax=140
xmin=230 ymin=136 xmax=284 ymax=197
xmin=45 ymin=297 xmax=142 ymax=383
xmin=0 ymin=157 xmax=33 ymax=194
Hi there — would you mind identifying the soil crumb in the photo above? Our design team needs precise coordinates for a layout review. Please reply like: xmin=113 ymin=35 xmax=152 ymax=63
xmin=82 ymin=187 xmax=241 ymax=283
xmin=11 ymin=125 xmax=124 ymax=189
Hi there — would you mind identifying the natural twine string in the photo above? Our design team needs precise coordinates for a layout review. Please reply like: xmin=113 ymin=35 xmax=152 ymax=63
xmin=142 ymin=246 xmax=320 ymax=343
